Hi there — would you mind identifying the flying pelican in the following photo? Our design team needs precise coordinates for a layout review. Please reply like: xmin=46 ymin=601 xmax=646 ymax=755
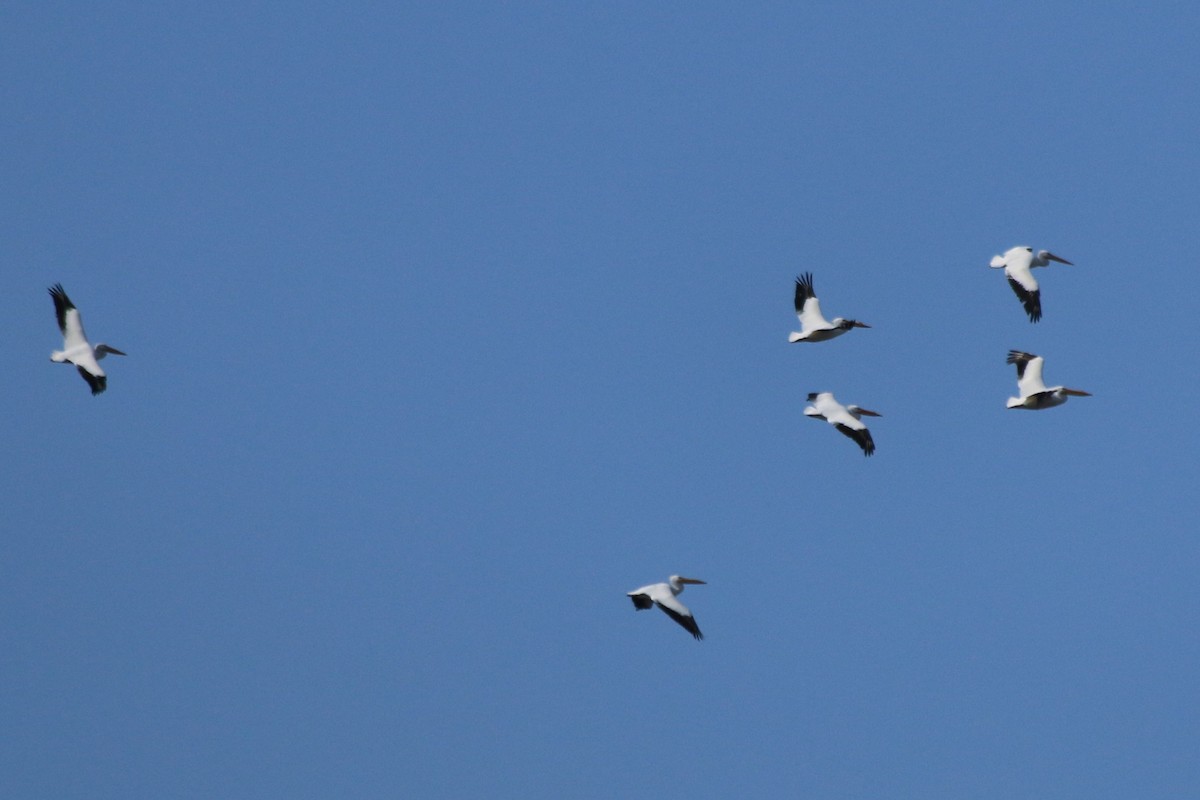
xmin=627 ymin=575 xmax=706 ymax=640
xmin=789 ymin=272 xmax=870 ymax=343
xmin=804 ymin=391 xmax=880 ymax=456
xmin=989 ymin=246 xmax=1073 ymax=323
xmin=48 ymin=284 xmax=126 ymax=395
xmin=1006 ymin=350 xmax=1091 ymax=410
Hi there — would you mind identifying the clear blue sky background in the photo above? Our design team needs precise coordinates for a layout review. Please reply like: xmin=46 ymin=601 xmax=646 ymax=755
xmin=4 ymin=3 xmax=1199 ymax=797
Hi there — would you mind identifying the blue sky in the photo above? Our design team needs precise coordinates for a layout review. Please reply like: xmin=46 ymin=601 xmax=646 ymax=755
xmin=4 ymin=3 xmax=1200 ymax=797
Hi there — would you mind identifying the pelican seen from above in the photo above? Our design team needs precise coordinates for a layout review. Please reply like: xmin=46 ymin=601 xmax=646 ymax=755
xmin=789 ymin=272 xmax=870 ymax=343
xmin=1005 ymin=350 xmax=1091 ymax=410
xmin=627 ymin=575 xmax=706 ymax=640
xmin=804 ymin=391 xmax=880 ymax=456
xmin=989 ymin=246 xmax=1073 ymax=323
xmin=48 ymin=284 xmax=126 ymax=395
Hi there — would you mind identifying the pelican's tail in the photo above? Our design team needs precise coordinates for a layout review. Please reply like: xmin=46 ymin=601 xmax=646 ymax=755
xmin=788 ymin=331 xmax=804 ymax=343
xmin=1006 ymin=396 xmax=1026 ymax=409
xmin=989 ymin=255 xmax=1006 ymax=268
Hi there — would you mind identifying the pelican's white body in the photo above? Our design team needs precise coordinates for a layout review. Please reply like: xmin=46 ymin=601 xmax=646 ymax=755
xmin=627 ymin=575 xmax=705 ymax=639
xmin=990 ymin=246 xmax=1073 ymax=323
xmin=48 ymin=284 xmax=126 ymax=395
xmin=789 ymin=273 xmax=869 ymax=343
xmin=803 ymin=391 xmax=879 ymax=456
xmin=1005 ymin=351 xmax=1091 ymax=410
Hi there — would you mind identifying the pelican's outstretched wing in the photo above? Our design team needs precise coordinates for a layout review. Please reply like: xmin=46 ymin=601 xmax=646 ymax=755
xmin=793 ymin=273 xmax=828 ymax=330
xmin=834 ymin=423 xmax=875 ymax=457
xmin=49 ymin=284 xmax=90 ymax=347
xmin=1006 ymin=273 xmax=1041 ymax=322
xmin=1007 ymin=350 xmax=1047 ymax=396
xmin=656 ymin=594 xmax=703 ymax=640
xmin=76 ymin=366 xmax=106 ymax=395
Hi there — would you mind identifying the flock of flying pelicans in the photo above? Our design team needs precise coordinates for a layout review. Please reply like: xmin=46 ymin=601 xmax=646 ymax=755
xmin=624 ymin=245 xmax=1092 ymax=640
xmin=43 ymin=247 xmax=1091 ymax=640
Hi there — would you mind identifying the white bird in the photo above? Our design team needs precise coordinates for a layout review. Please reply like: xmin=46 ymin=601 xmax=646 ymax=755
xmin=627 ymin=575 xmax=706 ymax=640
xmin=789 ymin=273 xmax=870 ymax=343
xmin=48 ymin=284 xmax=126 ymax=395
xmin=1005 ymin=350 xmax=1091 ymax=410
xmin=804 ymin=391 xmax=880 ymax=456
xmin=989 ymin=246 xmax=1073 ymax=323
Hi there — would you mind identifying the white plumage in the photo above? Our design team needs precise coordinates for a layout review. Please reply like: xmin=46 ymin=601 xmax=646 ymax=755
xmin=789 ymin=273 xmax=870 ymax=343
xmin=48 ymin=284 xmax=126 ymax=395
xmin=1005 ymin=350 xmax=1091 ymax=410
xmin=627 ymin=575 xmax=706 ymax=640
xmin=989 ymin=246 xmax=1073 ymax=323
xmin=803 ymin=391 xmax=880 ymax=456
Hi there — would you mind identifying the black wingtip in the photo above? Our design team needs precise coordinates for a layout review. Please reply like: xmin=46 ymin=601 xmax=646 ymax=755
xmin=629 ymin=594 xmax=654 ymax=611
xmin=834 ymin=423 xmax=875 ymax=457
xmin=1006 ymin=351 xmax=1034 ymax=379
xmin=793 ymin=272 xmax=815 ymax=308
xmin=1006 ymin=277 xmax=1041 ymax=322
xmin=49 ymin=284 xmax=74 ymax=332
xmin=77 ymin=367 xmax=106 ymax=395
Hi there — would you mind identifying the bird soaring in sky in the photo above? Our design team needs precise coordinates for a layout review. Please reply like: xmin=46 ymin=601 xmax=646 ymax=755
xmin=1005 ymin=350 xmax=1091 ymax=410
xmin=989 ymin=246 xmax=1073 ymax=323
xmin=789 ymin=272 xmax=870 ymax=343
xmin=627 ymin=575 xmax=706 ymax=640
xmin=803 ymin=392 xmax=880 ymax=456
xmin=48 ymin=284 xmax=126 ymax=395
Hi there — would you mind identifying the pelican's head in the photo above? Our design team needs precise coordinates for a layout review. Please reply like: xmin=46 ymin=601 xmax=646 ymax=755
xmin=848 ymin=406 xmax=881 ymax=418
xmin=669 ymin=575 xmax=706 ymax=588
xmin=833 ymin=317 xmax=871 ymax=330
xmin=1060 ymin=388 xmax=1092 ymax=397
xmin=1036 ymin=250 xmax=1073 ymax=266
xmin=95 ymin=344 xmax=127 ymax=359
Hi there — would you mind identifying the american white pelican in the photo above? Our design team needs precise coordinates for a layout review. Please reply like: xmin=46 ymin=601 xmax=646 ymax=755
xmin=627 ymin=575 xmax=706 ymax=640
xmin=48 ymin=284 xmax=126 ymax=395
xmin=1005 ymin=350 xmax=1091 ymax=410
xmin=989 ymin=246 xmax=1073 ymax=323
xmin=789 ymin=272 xmax=870 ymax=343
xmin=804 ymin=391 xmax=880 ymax=456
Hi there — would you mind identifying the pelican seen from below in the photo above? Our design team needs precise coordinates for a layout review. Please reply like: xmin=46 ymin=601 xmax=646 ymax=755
xmin=789 ymin=272 xmax=870 ymax=343
xmin=804 ymin=391 xmax=880 ymax=456
xmin=48 ymin=284 xmax=126 ymax=395
xmin=1005 ymin=350 xmax=1091 ymax=410
xmin=627 ymin=575 xmax=706 ymax=640
xmin=989 ymin=246 xmax=1073 ymax=323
